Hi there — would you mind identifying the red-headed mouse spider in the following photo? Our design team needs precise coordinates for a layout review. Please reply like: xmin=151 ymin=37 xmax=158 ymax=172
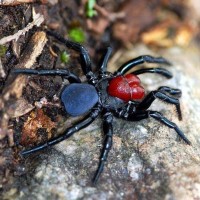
xmin=12 ymin=31 xmax=191 ymax=184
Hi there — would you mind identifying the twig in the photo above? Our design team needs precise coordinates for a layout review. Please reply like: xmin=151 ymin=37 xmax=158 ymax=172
xmin=2 ymin=31 xmax=47 ymax=101
xmin=0 ymin=31 xmax=47 ymax=141
xmin=94 ymin=4 xmax=125 ymax=22
xmin=0 ymin=13 xmax=44 ymax=45
xmin=0 ymin=58 xmax=6 ymax=78
xmin=0 ymin=0 xmax=47 ymax=6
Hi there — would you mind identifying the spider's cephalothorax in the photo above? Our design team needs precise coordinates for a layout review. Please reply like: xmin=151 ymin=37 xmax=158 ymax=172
xmin=12 ymin=31 xmax=191 ymax=184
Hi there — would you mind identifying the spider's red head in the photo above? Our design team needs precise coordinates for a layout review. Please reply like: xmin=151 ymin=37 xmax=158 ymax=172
xmin=107 ymin=74 xmax=145 ymax=102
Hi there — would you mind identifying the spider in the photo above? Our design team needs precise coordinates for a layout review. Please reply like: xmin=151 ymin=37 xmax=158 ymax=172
xmin=12 ymin=31 xmax=191 ymax=184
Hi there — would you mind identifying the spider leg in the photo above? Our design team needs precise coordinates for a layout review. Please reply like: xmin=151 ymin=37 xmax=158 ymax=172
xmin=117 ymin=55 xmax=171 ymax=75
xmin=99 ymin=47 xmax=112 ymax=74
xmin=132 ymin=67 xmax=173 ymax=79
xmin=136 ymin=87 xmax=182 ymax=120
xmin=20 ymin=105 xmax=101 ymax=156
xmin=116 ymin=110 xmax=191 ymax=145
xmin=46 ymin=31 xmax=97 ymax=83
xmin=158 ymin=86 xmax=182 ymax=97
xmin=93 ymin=112 xmax=113 ymax=184
xmin=149 ymin=111 xmax=191 ymax=144
xmin=11 ymin=68 xmax=81 ymax=83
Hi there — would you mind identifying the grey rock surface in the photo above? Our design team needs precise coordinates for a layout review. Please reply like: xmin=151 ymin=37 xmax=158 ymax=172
xmin=13 ymin=44 xmax=200 ymax=200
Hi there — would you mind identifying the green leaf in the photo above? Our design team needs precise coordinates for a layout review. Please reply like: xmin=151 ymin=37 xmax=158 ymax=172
xmin=85 ymin=0 xmax=97 ymax=18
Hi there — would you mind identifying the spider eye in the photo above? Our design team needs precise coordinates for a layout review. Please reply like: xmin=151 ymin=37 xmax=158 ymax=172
xmin=61 ymin=83 xmax=98 ymax=117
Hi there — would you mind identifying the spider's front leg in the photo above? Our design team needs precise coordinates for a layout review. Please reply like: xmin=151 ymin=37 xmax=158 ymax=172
xmin=115 ymin=110 xmax=191 ymax=145
xmin=117 ymin=55 xmax=171 ymax=75
xmin=46 ymin=31 xmax=97 ymax=84
xmin=132 ymin=68 xmax=173 ymax=79
xmin=99 ymin=47 xmax=112 ymax=75
xmin=93 ymin=112 xmax=113 ymax=184
xmin=136 ymin=86 xmax=183 ymax=120
xmin=11 ymin=68 xmax=81 ymax=83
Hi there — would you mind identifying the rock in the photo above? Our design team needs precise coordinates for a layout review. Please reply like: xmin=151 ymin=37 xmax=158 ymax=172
xmin=13 ymin=44 xmax=200 ymax=200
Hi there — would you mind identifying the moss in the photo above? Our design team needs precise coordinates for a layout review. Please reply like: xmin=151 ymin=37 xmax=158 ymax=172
xmin=68 ymin=27 xmax=86 ymax=43
xmin=60 ymin=51 xmax=70 ymax=64
xmin=0 ymin=45 xmax=7 ymax=57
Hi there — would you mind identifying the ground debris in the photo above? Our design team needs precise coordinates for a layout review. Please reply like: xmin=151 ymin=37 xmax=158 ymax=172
xmin=0 ymin=0 xmax=47 ymax=6
xmin=0 ymin=31 xmax=47 ymax=141
xmin=141 ymin=20 xmax=195 ymax=47
xmin=7 ymin=98 xmax=34 ymax=118
xmin=0 ymin=13 xmax=44 ymax=45
xmin=86 ymin=3 xmax=125 ymax=35
xmin=20 ymin=109 xmax=56 ymax=146
xmin=112 ymin=0 xmax=197 ymax=47
xmin=112 ymin=0 xmax=159 ymax=46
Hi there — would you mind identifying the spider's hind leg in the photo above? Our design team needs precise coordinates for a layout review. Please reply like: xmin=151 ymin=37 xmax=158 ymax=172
xmin=148 ymin=111 xmax=191 ymax=144
xmin=20 ymin=104 xmax=101 ymax=156
xmin=136 ymin=87 xmax=183 ymax=120
xmin=117 ymin=110 xmax=191 ymax=145
xmin=158 ymin=86 xmax=182 ymax=97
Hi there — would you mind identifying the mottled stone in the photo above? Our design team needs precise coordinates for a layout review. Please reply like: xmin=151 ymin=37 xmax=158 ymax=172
xmin=14 ymin=44 xmax=200 ymax=200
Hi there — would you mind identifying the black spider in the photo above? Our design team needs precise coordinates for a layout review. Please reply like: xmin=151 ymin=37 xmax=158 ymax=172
xmin=12 ymin=31 xmax=191 ymax=184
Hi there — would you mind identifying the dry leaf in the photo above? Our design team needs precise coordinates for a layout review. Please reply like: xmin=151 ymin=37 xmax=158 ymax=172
xmin=20 ymin=109 xmax=56 ymax=146
xmin=141 ymin=20 xmax=194 ymax=47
